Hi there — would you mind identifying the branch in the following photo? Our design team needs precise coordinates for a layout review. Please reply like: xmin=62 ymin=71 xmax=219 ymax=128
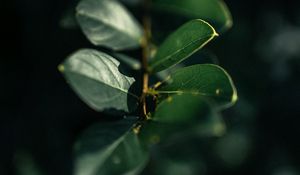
xmin=140 ymin=0 xmax=151 ymax=119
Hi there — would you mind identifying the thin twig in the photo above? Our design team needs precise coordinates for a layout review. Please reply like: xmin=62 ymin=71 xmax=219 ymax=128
xmin=140 ymin=0 xmax=151 ymax=119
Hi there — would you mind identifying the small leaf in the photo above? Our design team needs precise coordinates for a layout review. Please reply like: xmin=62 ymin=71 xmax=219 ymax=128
xmin=76 ymin=0 xmax=143 ymax=50
xmin=15 ymin=151 xmax=45 ymax=175
xmin=153 ymin=0 xmax=232 ymax=33
xmin=140 ymin=94 xmax=222 ymax=146
xmin=113 ymin=53 xmax=141 ymax=71
xmin=195 ymin=112 xmax=226 ymax=137
xmin=149 ymin=19 xmax=218 ymax=73
xmin=158 ymin=64 xmax=238 ymax=109
xmin=60 ymin=49 xmax=139 ymax=115
xmin=60 ymin=7 xmax=78 ymax=29
xmin=74 ymin=118 xmax=149 ymax=175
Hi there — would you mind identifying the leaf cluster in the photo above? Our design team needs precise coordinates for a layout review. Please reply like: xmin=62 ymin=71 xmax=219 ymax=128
xmin=59 ymin=0 xmax=237 ymax=174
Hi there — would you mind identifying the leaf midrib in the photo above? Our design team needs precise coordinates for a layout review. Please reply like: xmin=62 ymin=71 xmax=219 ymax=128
xmin=68 ymin=70 xmax=139 ymax=100
xmin=76 ymin=10 xmax=140 ymax=44
xmin=94 ymin=129 xmax=131 ymax=174
xmin=156 ymin=90 xmax=232 ymax=102
xmin=150 ymin=33 xmax=216 ymax=71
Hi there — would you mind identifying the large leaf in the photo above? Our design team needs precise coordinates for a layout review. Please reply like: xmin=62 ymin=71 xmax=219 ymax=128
xmin=158 ymin=64 xmax=238 ymax=109
xmin=148 ymin=20 xmax=218 ymax=73
xmin=140 ymin=94 xmax=223 ymax=146
xmin=59 ymin=49 xmax=139 ymax=115
xmin=76 ymin=0 xmax=143 ymax=50
xmin=153 ymin=0 xmax=232 ymax=33
xmin=74 ymin=118 xmax=149 ymax=175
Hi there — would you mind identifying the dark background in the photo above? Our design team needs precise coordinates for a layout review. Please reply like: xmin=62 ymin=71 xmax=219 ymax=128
xmin=1 ymin=0 xmax=300 ymax=174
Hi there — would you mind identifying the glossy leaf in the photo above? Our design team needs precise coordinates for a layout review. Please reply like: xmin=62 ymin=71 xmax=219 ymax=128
xmin=140 ymin=94 xmax=222 ymax=146
xmin=149 ymin=19 xmax=218 ymax=73
xmin=59 ymin=49 xmax=139 ymax=115
xmin=158 ymin=64 xmax=238 ymax=109
xmin=153 ymin=0 xmax=232 ymax=33
xmin=76 ymin=0 xmax=143 ymax=50
xmin=74 ymin=118 xmax=149 ymax=175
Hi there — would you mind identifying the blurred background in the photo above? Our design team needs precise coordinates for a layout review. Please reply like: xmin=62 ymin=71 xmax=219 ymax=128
xmin=1 ymin=0 xmax=299 ymax=174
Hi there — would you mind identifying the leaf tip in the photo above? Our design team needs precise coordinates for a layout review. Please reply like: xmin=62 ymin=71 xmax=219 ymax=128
xmin=225 ymin=18 xmax=233 ymax=30
xmin=219 ymin=0 xmax=233 ymax=32
xmin=231 ymin=90 xmax=238 ymax=104
xmin=196 ymin=19 xmax=219 ymax=38
xmin=211 ymin=25 xmax=219 ymax=38
xmin=133 ymin=123 xmax=142 ymax=135
xmin=58 ymin=64 xmax=65 ymax=73
xmin=214 ymin=32 xmax=220 ymax=37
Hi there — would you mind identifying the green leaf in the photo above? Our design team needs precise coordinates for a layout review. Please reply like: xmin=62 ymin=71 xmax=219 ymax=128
xmin=15 ymin=151 xmax=45 ymax=175
xmin=59 ymin=49 xmax=139 ymax=115
xmin=158 ymin=64 xmax=238 ymax=109
xmin=154 ymin=94 xmax=225 ymax=137
xmin=148 ymin=19 xmax=218 ymax=73
xmin=74 ymin=118 xmax=149 ymax=175
xmin=141 ymin=145 xmax=205 ymax=175
xmin=153 ymin=0 xmax=232 ymax=33
xmin=155 ymin=50 xmax=219 ymax=81
xmin=76 ymin=0 xmax=143 ymax=50
xmin=113 ymin=53 xmax=141 ymax=71
xmin=140 ymin=94 xmax=222 ymax=146
xmin=60 ymin=7 xmax=78 ymax=29
xmin=195 ymin=111 xmax=226 ymax=137
xmin=153 ymin=94 xmax=212 ymax=124
xmin=155 ymin=64 xmax=184 ymax=83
